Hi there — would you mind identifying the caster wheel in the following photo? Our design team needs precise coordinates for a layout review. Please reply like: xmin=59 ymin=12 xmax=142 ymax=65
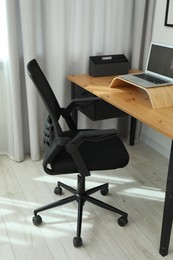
xmin=118 ymin=216 xmax=128 ymax=227
xmin=32 ymin=215 xmax=42 ymax=226
xmin=54 ymin=186 xmax=62 ymax=195
xmin=73 ymin=237 xmax=83 ymax=247
xmin=100 ymin=188 xmax=109 ymax=196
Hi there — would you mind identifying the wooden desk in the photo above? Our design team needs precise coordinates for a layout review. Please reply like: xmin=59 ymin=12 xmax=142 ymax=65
xmin=68 ymin=73 xmax=173 ymax=256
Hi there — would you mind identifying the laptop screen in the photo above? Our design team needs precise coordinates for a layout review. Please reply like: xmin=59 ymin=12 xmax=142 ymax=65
xmin=147 ymin=43 xmax=173 ymax=79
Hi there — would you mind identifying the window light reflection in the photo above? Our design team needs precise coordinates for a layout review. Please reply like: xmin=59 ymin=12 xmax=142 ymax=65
xmin=0 ymin=197 xmax=38 ymax=208
xmin=119 ymin=186 xmax=165 ymax=201
xmin=33 ymin=174 xmax=135 ymax=185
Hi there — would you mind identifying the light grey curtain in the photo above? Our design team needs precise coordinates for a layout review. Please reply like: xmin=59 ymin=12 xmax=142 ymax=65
xmin=0 ymin=0 xmax=155 ymax=161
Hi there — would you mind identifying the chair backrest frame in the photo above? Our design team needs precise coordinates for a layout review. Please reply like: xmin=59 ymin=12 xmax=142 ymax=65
xmin=27 ymin=59 xmax=63 ymax=136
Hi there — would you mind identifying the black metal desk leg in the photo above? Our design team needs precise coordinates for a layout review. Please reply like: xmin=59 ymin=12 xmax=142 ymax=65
xmin=159 ymin=140 xmax=173 ymax=256
xmin=129 ymin=117 xmax=137 ymax=146
xmin=71 ymin=82 xmax=78 ymax=126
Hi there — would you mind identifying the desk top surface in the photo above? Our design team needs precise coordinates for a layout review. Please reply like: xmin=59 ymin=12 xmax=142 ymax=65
xmin=68 ymin=74 xmax=173 ymax=140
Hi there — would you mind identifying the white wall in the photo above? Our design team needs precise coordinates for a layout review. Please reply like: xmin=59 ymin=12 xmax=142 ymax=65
xmin=140 ymin=0 xmax=173 ymax=158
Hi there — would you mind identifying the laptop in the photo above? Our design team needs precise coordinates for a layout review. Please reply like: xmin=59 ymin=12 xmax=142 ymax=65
xmin=119 ymin=42 xmax=173 ymax=88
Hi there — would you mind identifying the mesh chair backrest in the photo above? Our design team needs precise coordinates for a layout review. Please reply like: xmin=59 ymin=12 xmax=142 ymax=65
xmin=27 ymin=59 xmax=62 ymax=135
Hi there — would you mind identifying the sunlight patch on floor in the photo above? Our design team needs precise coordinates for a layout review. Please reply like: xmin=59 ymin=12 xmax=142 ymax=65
xmin=119 ymin=186 xmax=165 ymax=201
xmin=0 ymin=197 xmax=38 ymax=208
xmin=0 ymin=221 xmax=71 ymax=245
xmin=33 ymin=173 xmax=135 ymax=186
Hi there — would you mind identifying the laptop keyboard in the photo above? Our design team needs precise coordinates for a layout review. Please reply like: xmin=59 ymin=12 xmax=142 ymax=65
xmin=134 ymin=73 xmax=169 ymax=84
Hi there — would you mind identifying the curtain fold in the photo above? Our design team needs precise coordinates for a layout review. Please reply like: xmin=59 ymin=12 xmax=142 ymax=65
xmin=0 ymin=0 xmax=155 ymax=161
xmin=19 ymin=0 xmax=41 ymax=161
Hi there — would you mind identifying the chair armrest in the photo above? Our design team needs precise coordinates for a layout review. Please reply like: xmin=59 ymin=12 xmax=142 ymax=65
xmin=65 ymin=97 xmax=100 ymax=114
xmin=61 ymin=97 xmax=100 ymax=130
xmin=43 ymin=135 xmax=71 ymax=175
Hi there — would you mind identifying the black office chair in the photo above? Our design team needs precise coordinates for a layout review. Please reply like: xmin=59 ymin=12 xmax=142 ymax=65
xmin=27 ymin=59 xmax=129 ymax=247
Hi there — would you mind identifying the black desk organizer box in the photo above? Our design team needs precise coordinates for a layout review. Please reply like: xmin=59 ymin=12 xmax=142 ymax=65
xmin=89 ymin=54 xmax=129 ymax=77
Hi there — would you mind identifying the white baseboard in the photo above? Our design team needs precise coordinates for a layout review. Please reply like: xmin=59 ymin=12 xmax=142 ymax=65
xmin=140 ymin=134 xmax=171 ymax=159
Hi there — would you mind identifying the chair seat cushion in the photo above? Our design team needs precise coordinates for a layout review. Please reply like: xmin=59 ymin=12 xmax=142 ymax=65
xmin=50 ymin=129 xmax=129 ymax=175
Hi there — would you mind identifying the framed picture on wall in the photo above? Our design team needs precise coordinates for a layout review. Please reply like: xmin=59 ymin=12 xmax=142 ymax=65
xmin=165 ymin=0 xmax=173 ymax=27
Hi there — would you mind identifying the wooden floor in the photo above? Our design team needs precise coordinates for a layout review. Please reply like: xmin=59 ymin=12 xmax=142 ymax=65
xmin=0 ymin=141 xmax=173 ymax=260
